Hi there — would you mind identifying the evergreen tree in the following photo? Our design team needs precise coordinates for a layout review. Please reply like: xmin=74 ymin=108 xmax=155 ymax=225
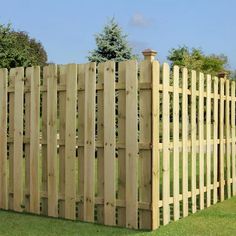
xmin=88 ymin=18 xmax=136 ymax=63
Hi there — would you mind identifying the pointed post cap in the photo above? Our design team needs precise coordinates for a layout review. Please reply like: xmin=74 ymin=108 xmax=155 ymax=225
xmin=142 ymin=49 xmax=157 ymax=61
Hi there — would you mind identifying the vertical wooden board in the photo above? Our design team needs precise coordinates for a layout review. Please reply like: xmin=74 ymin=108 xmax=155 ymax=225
xmin=42 ymin=66 xmax=48 ymax=215
xmin=162 ymin=63 xmax=170 ymax=225
xmin=96 ymin=63 xmax=104 ymax=224
xmin=191 ymin=70 xmax=197 ymax=213
xmin=151 ymin=61 xmax=160 ymax=229
xmin=64 ymin=64 xmax=77 ymax=219
xmin=8 ymin=71 xmax=14 ymax=210
xmin=58 ymin=65 xmax=66 ymax=218
xmin=46 ymin=65 xmax=58 ymax=217
xmin=29 ymin=67 xmax=40 ymax=214
xmin=206 ymin=75 xmax=211 ymax=207
xmin=219 ymin=78 xmax=225 ymax=201
xmin=0 ymin=68 xmax=8 ymax=209
xmin=83 ymin=62 xmax=96 ymax=222
xmin=198 ymin=72 xmax=205 ymax=209
xmin=77 ymin=64 xmax=85 ymax=220
xmin=225 ymin=79 xmax=231 ymax=198
xmin=103 ymin=61 xmax=116 ymax=226
xmin=231 ymin=81 xmax=236 ymax=196
xmin=117 ymin=62 xmax=126 ymax=227
xmin=125 ymin=60 xmax=138 ymax=229
xmin=12 ymin=67 xmax=24 ymax=212
xmin=173 ymin=66 xmax=180 ymax=220
xmin=139 ymin=60 xmax=152 ymax=229
xmin=182 ymin=68 xmax=188 ymax=217
xmin=213 ymin=77 xmax=219 ymax=204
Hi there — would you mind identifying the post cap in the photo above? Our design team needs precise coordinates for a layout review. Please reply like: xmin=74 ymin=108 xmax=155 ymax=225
xmin=142 ymin=49 xmax=157 ymax=61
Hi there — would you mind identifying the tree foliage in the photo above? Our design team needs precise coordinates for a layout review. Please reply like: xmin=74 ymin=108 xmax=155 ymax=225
xmin=88 ymin=18 xmax=136 ymax=63
xmin=167 ymin=46 xmax=228 ymax=76
xmin=0 ymin=24 xmax=47 ymax=69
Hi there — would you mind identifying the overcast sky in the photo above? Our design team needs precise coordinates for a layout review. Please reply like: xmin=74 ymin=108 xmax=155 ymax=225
xmin=1 ymin=0 xmax=235 ymax=69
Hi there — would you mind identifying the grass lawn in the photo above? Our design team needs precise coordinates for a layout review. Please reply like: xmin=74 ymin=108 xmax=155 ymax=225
xmin=0 ymin=197 xmax=235 ymax=236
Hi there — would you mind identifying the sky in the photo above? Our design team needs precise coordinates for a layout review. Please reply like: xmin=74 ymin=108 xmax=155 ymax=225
xmin=0 ymin=0 xmax=236 ymax=69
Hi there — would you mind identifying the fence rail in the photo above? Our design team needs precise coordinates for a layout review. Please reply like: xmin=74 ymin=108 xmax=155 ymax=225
xmin=0 ymin=57 xmax=235 ymax=230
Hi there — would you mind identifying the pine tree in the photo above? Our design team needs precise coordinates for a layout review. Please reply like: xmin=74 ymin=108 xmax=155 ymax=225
xmin=88 ymin=18 xmax=136 ymax=63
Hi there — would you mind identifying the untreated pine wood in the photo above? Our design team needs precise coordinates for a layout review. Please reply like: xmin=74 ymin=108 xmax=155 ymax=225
xmin=29 ymin=67 xmax=40 ymax=214
xmin=213 ymin=77 xmax=219 ymax=204
xmin=117 ymin=62 xmax=126 ymax=227
xmin=77 ymin=64 xmax=85 ymax=220
xmin=64 ymin=64 xmax=77 ymax=219
xmin=206 ymin=74 xmax=211 ymax=207
xmin=46 ymin=65 xmax=58 ymax=217
xmin=125 ymin=60 xmax=138 ymax=229
xmin=12 ymin=67 xmax=24 ymax=212
xmin=231 ymin=81 xmax=236 ymax=196
xmin=96 ymin=63 xmax=105 ymax=224
xmin=83 ymin=62 xmax=96 ymax=222
xmin=104 ymin=61 xmax=116 ymax=226
xmin=199 ymin=72 xmax=205 ymax=209
xmin=182 ymin=68 xmax=188 ymax=217
xmin=139 ymin=60 xmax=152 ymax=229
xmin=191 ymin=70 xmax=197 ymax=213
xmin=225 ymin=79 xmax=231 ymax=198
xmin=173 ymin=66 xmax=180 ymax=220
xmin=162 ymin=63 xmax=170 ymax=225
xmin=0 ymin=68 xmax=8 ymax=210
xmin=151 ymin=60 xmax=160 ymax=229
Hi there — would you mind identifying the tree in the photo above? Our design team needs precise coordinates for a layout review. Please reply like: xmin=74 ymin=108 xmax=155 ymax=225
xmin=0 ymin=23 xmax=47 ymax=69
xmin=88 ymin=18 xmax=136 ymax=63
xmin=167 ymin=46 xmax=229 ymax=76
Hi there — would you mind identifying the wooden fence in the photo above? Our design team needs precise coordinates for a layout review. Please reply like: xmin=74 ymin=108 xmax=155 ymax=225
xmin=0 ymin=56 xmax=235 ymax=230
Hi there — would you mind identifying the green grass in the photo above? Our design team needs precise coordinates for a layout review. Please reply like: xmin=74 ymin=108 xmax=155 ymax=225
xmin=0 ymin=197 xmax=236 ymax=236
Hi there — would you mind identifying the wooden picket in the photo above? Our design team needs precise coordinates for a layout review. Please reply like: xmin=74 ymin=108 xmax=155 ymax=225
xmin=0 ymin=58 xmax=235 ymax=231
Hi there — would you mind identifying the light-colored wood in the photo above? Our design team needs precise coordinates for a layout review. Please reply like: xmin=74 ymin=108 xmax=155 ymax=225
xmin=0 ymin=68 xmax=8 ymax=209
xmin=173 ymin=66 xmax=180 ymax=220
xmin=77 ymin=64 xmax=85 ymax=220
xmin=12 ymin=67 xmax=24 ymax=212
xmin=151 ymin=60 xmax=160 ymax=229
xmin=83 ymin=62 xmax=96 ymax=222
xmin=213 ymin=77 xmax=219 ymax=204
xmin=29 ymin=67 xmax=40 ymax=214
xmin=225 ymin=79 xmax=231 ymax=198
xmin=104 ymin=61 xmax=116 ymax=226
xmin=46 ymin=65 xmax=58 ymax=217
xmin=199 ymin=72 xmax=205 ymax=209
xmin=96 ymin=63 xmax=104 ymax=224
xmin=231 ymin=81 xmax=236 ymax=196
xmin=182 ymin=68 xmax=188 ymax=217
xmin=139 ymin=60 xmax=152 ymax=229
xmin=64 ymin=64 xmax=77 ymax=219
xmin=42 ymin=66 xmax=48 ymax=215
xmin=219 ymin=78 xmax=225 ymax=201
xmin=206 ymin=74 xmax=211 ymax=207
xmin=125 ymin=60 xmax=138 ymax=229
xmin=162 ymin=63 xmax=170 ymax=225
xmin=191 ymin=70 xmax=197 ymax=213
xmin=58 ymin=65 xmax=66 ymax=218
xmin=117 ymin=62 xmax=126 ymax=227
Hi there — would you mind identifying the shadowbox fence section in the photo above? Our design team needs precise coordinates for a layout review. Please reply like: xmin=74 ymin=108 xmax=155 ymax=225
xmin=0 ymin=60 xmax=235 ymax=230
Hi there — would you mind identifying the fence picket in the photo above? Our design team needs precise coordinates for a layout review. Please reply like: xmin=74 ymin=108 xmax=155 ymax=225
xmin=83 ymin=63 xmax=96 ymax=222
xmin=125 ymin=60 xmax=138 ymax=229
xmin=173 ymin=66 xmax=180 ymax=220
xmin=0 ymin=68 xmax=8 ymax=210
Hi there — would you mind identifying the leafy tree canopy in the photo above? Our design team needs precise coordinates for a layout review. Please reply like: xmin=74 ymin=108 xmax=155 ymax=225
xmin=0 ymin=23 xmax=47 ymax=69
xmin=167 ymin=46 xmax=229 ymax=76
xmin=88 ymin=18 xmax=137 ymax=63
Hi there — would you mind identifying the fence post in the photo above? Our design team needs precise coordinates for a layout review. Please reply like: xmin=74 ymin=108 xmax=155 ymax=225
xmin=142 ymin=49 xmax=160 ymax=230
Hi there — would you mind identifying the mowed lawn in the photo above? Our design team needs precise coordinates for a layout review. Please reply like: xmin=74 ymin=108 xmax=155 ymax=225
xmin=0 ymin=197 xmax=235 ymax=236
